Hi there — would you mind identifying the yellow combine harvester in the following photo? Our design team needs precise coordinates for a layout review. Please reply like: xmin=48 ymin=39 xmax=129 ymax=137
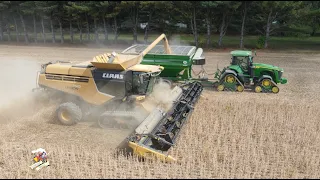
xmin=33 ymin=34 xmax=203 ymax=162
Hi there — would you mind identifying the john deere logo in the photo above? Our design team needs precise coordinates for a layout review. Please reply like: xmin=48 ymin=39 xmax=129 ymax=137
xmin=102 ymin=73 xmax=124 ymax=79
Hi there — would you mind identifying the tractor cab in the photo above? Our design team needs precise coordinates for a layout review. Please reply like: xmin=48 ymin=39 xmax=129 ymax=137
xmin=230 ymin=50 xmax=254 ymax=77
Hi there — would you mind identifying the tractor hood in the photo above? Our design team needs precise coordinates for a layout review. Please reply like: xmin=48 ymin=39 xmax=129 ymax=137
xmin=253 ymin=63 xmax=283 ymax=71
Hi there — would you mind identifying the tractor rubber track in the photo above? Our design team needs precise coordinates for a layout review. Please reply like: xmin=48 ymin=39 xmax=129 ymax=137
xmin=219 ymin=74 xmax=244 ymax=92
xmin=255 ymin=78 xmax=279 ymax=93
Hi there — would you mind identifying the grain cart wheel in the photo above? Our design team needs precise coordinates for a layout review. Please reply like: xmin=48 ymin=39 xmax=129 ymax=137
xmin=56 ymin=102 xmax=82 ymax=126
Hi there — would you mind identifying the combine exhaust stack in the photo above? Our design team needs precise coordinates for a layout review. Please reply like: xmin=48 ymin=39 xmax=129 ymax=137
xmin=127 ymin=81 xmax=203 ymax=162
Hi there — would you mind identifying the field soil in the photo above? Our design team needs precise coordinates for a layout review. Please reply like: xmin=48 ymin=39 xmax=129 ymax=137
xmin=0 ymin=44 xmax=319 ymax=178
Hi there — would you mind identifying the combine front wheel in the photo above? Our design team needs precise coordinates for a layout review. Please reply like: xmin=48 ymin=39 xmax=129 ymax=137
xmin=56 ymin=102 xmax=82 ymax=126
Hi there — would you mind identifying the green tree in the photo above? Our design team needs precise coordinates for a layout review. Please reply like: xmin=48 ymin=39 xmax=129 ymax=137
xmin=214 ymin=1 xmax=241 ymax=47
xmin=67 ymin=1 xmax=90 ymax=43
xmin=140 ymin=1 xmax=172 ymax=44
xmin=174 ymin=1 xmax=203 ymax=47
xmin=0 ymin=1 xmax=10 ymax=41
xmin=20 ymin=1 xmax=39 ymax=43
xmin=301 ymin=1 xmax=320 ymax=36
xmin=201 ymin=1 xmax=218 ymax=48
xmin=86 ymin=1 xmax=102 ymax=43
xmin=0 ymin=1 xmax=11 ymax=42
xmin=38 ymin=1 xmax=59 ymax=43
xmin=252 ymin=1 xmax=303 ymax=48
xmin=239 ymin=1 xmax=253 ymax=49
xmin=119 ymin=1 xmax=141 ymax=44
xmin=9 ymin=1 xmax=30 ymax=44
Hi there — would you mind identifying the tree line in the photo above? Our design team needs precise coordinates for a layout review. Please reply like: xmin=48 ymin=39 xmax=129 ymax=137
xmin=0 ymin=1 xmax=319 ymax=48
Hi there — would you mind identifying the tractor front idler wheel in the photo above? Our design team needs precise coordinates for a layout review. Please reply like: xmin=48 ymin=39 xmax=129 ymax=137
xmin=255 ymin=86 xmax=262 ymax=93
xmin=272 ymin=86 xmax=280 ymax=94
xmin=237 ymin=85 xmax=244 ymax=92
xmin=217 ymin=84 xmax=225 ymax=91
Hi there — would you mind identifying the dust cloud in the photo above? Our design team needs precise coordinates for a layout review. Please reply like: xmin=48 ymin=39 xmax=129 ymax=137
xmin=142 ymin=79 xmax=180 ymax=113
xmin=0 ymin=59 xmax=43 ymax=124
xmin=168 ymin=34 xmax=191 ymax=46
xmin=0 ymin=59 xmax=40 ymax=107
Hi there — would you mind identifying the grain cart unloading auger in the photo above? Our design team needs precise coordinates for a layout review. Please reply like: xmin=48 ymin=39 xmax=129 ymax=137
xmin=32 ymin=34 xmax=203 ymax=162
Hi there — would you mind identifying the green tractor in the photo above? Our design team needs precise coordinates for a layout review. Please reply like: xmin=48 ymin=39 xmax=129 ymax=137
xmin=215 ymin=50 xmax=287 ymax=93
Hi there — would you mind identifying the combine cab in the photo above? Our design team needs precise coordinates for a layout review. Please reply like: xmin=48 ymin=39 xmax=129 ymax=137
xmin=33 ymin=34 xmax=203 ymax=162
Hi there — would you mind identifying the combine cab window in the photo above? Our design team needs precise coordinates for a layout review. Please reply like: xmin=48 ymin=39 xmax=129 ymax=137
xmin=92 ymin=69 xmax=126 ymax=97
xmin=131 ymin=72 xmax=157 ymax=95
xmin=95 ymin=80 xmax=125 ymax=97
xmin=132 ymin=72 xmax=151 ymax=95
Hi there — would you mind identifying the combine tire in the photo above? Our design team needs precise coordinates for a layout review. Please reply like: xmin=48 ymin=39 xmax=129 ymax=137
xmin=56 ymin=102 xmax=82 ymax=126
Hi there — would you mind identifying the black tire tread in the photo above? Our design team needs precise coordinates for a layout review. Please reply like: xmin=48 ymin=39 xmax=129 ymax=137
xmin=56 ymin=102 xmax=82 ymax=126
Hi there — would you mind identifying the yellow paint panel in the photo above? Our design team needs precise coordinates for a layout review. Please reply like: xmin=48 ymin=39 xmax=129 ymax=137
xmin=128 ymin=142 xmax=176 ymax=163
xmin=90 ymin=62 xmax=126 ymax=71
xmin=46 ymin=64 xmax=71 ymax=74
xmin=68 ymin=67 xmax=93 ymax=77
xmin=46 ymin=64 xmax=93 ymax=77
xmin=38 ymin=75 xmax=113 ymax=105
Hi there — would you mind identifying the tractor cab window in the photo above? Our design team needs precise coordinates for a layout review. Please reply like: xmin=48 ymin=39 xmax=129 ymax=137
xmin=232 ymin=56 xmax=249 ymax=72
